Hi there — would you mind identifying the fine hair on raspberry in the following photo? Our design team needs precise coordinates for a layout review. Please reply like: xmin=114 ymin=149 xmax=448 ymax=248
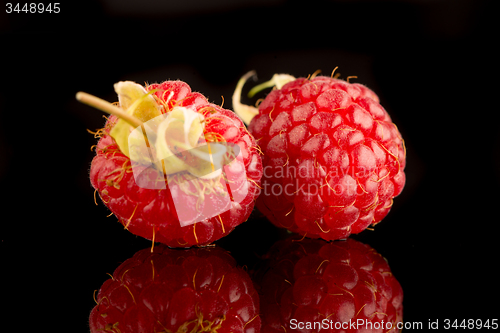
xmin=79 ymin=80 xmax=263 ymax=248
xmin=236 ymin=71 xmax=406 ymax=241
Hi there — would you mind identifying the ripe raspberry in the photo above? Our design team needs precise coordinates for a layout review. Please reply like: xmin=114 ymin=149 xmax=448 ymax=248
xmin=78 ymin=80 xmax=263 ymax=247
xmin=254 ymin=236 xmax=403 ymax=333
xmin=89 ymin=245 xmax=261 ymax=333
xmin=234 ymin=71 xmax=405 ymax=241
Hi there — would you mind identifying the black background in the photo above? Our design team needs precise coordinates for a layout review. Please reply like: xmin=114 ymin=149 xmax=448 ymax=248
xmin=1 ymin=0 xmax=499 ymax=331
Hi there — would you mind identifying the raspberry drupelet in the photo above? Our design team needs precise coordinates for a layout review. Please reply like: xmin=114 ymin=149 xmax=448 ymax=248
xmin=78 ymin=80 xmax=263 ymax=247
xmin=234 ymin=71 xmax=406 ymax=241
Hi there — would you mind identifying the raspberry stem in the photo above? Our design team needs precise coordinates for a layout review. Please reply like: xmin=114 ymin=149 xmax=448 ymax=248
xmin=247 ymin=73 xmax=296 ymax=98
xmin=76 ymin=91 xmax=143 ymax=129
xmin=233 ymin=71 xmax=296 ymax=125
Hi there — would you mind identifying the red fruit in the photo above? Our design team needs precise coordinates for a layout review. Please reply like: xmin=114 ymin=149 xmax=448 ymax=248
xmin=89 ymin=245 xmax=261 ymax=333
xmin=79 ymin=80 xmax=263 ymax=247
xmin=254 ymin=236 xmax=403 ymax=333
xmin=235 ymin=72 xmax=405 ymax=241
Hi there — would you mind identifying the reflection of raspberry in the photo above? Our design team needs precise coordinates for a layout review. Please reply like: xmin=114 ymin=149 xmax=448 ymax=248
xmin=238 ymin=72 xmax=405 ymax=240
xmin=89 ymin=245 xmax=261 ymax=333
xmin=254 ymin=236 xmax=403 ymax=333
xmin=81 ymin=80 xmax=262 ymax=247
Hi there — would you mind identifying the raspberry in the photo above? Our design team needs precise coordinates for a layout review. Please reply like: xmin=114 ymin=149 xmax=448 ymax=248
xmin=89 ymin=245 xmax=261 ymax=333
xmin=254 ymin=236 xmax=403 ymax=333
xmin=78 ymin=80 xmax=263 ymax=247
xmin=234 ymin=71 xmax=405 ymax=241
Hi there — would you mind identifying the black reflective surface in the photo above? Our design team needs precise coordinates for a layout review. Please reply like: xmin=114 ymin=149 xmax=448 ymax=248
xmin=1 ymin=0 xmax=498 ymax=331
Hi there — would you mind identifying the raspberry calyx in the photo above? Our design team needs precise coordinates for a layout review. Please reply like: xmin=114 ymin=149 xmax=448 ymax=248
xmin=233 ymin=71 xmax=296 ymax=126
xmin=232 ymin=70 xmax=259 ymax=126
xmin=247 ymin=73 xmax=296 ymax=98
xmin=78 ymin=82 xmax=226 ymax=180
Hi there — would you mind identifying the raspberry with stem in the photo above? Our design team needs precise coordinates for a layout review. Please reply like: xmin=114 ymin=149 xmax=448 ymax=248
xmin=78 ymin=79 xmax=263 ymax=248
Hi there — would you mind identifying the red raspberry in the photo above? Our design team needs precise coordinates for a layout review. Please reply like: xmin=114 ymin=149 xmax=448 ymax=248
xmin=78 ymin=80 xmax=263 ymax=247
xmin=254 ymin=236 xmax=403 ymax=333
xmin=235 ymin=71 xmax=405 ymax=241
xmin=89 ymin=245 xmax=261 ymax=333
